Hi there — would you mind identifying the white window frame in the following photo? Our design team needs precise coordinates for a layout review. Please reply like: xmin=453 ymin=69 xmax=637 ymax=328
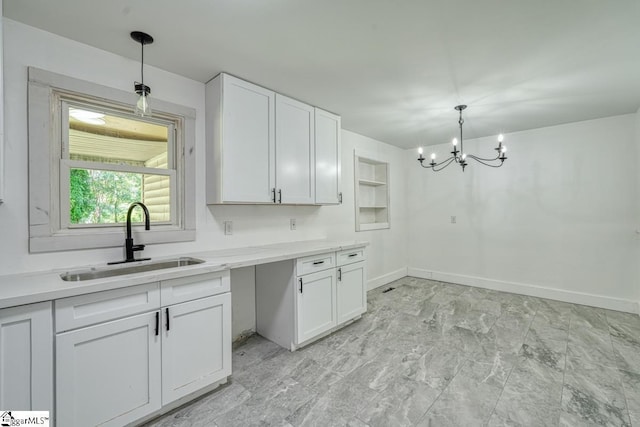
xmin=59 ymin=99 xmax=177 ymax=229
xmin=28 ymin=67 xmax=196 ymax=253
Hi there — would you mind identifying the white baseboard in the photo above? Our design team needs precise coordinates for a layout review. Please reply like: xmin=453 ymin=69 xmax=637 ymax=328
xmin=367 ymin=267 xmax=408 ymax=291
xmin=407 ymin=267 xmax=639 ymax=314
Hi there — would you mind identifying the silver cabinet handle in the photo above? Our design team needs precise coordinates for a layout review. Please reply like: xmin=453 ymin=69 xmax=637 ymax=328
xmin=338 ymin=192 xmax=343 ymax=204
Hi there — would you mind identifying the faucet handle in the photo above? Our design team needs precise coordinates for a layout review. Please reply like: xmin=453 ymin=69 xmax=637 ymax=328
xmin=132 ymin=244 xmax=146 ymax=252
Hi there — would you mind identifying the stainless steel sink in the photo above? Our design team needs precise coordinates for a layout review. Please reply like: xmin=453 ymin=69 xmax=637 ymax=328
xmin=60 ymin=257 xmax=205 ymax=281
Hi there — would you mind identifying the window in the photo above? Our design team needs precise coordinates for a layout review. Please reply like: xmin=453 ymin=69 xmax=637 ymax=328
xmin=63 ymin=103 xmax=174 ymax=226
xmin=28 ymin=68 xmax=196 ymax=253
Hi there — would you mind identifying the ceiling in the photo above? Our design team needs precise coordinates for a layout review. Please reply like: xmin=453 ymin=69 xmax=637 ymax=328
xmin=5 ymin=1 xmax=640 ymax=148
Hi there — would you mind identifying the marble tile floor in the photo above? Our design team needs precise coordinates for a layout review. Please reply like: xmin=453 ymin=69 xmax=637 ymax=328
xmin=145 ymin=277 xmax=640 ymax=427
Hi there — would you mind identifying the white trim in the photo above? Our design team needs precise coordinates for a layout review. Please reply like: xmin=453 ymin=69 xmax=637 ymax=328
xmin=27 ymin=67 xmax=196 ymax=253
xmin=367 ymin=266 xmax=408 ymax=291
xmin=408 ymin=267 xmax=640 ymax=314
xmin=0 ymin=10 xmax=4 ymax=205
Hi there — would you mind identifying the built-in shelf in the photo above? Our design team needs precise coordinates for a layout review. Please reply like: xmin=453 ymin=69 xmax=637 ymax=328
xmin=358 ymin=178 xmax=386 ymax=187
xmin=354 ymin=152 xmax=389 ymax=232
xmin=358 ymin=222 xmax=390 ymax=231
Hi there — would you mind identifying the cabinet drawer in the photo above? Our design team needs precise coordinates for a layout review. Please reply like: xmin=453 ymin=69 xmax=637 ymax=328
xmin=161 ymin=271 xmax=230 ymax=306
xmin=336 ymin=247 xmax=365 ymax=266
xmin=55 ymin=283 xmax=160 ymax=333
xmin=296 ymin=252 xmax=335 ymax=275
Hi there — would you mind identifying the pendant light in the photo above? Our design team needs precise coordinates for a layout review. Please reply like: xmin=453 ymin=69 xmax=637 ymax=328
xmin=417 ymin=105 xmax=507 ymax=172
xmin=131 ymin=31 xmax=154 ymax=117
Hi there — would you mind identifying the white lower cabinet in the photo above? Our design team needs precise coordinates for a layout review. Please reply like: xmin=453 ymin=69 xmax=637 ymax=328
xmin=256 ymin=247 xmax=366 ymax=351
xmin=337 ymin=261 xmax=366 ymax=324
xmin=0 ymin=302 xmax=53 ymax=414
xmin=295 ymin=269 xmax=336 ymax=344
xmin=55 ymin=272 xmax=231 ymax=426
xmin=161 ymin=293 xmax=231 ymax=405
xmin=56 ymin=312 xmax=161 ymax=427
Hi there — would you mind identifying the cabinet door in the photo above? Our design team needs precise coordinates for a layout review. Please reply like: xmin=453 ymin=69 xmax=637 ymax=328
xmin=315 ymin=108 xmax=341 ymax=205
xmin=161 ymin=293 xmax=231 ymax=405
xmin=0 ymin=302 xmax=53 ymax=412
xmin=56 ymin=312 xmax=161 ymax=427
xmin=295 ymin=269 xmax=336 ymax=344
xmin=275 ymin=94 xmax=315 ymax=204
xmin=221 ymin=74 xmax=276 ymax=203
xmin=337 ymin=261 xmax=367 ymax=324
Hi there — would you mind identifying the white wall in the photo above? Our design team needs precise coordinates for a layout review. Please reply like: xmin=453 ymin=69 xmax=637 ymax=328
xmin=0 ymin=19 xmax=407 ymax=289
xmin=407 ymin=114 xmax=640 ymax=313
xmin=636 ymin=108 xmax=640 ymax=311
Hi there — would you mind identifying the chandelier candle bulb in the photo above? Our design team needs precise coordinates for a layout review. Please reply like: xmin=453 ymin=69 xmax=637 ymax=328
xmin=452 ymin=138 xmax=458 ymax=146
xmin=430 ymin=153 xmax=436 ymax=160
xmin=498 ymin=134 xmax=504 ymax=143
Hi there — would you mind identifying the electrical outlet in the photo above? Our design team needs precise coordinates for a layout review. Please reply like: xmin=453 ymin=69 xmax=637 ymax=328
xmin=290 ymin=218 xmax=297 ymax=230
xmin=451 ymin=216 xmax=457 ymax=224
xmin=224 ymin=221 xmax=233 ymax=235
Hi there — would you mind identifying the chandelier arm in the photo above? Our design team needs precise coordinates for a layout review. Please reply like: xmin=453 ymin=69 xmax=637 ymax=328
xmin=418 ymin=155 xmax=455 ymax=169
xmin=467 ymin=156 xmax=504 ymax=168
xmin=432 ymin=157 xmax=456 ymax=171
xmin=466 ymin=153 xmax=501 ymax=162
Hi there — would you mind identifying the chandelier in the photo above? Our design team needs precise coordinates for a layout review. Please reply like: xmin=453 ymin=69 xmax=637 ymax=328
xmin=417 ymin=105 xmax=507 ymax=172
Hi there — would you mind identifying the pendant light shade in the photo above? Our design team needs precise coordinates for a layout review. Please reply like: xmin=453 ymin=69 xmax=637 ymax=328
xmin=131 ymin=31 xmax=153 ymax=117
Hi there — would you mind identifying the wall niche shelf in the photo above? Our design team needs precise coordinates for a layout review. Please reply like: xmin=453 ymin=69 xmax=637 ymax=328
xmin=354 ymin=152 xmax=389 ymax=231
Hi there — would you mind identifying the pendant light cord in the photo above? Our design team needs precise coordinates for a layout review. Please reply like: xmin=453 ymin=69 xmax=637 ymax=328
xmin=140 ymin=41 xmax=144 ymax=87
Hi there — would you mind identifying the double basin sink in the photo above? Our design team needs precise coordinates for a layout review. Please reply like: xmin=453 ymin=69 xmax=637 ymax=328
xmin=60 ymin=257 xmax=205 ymax=282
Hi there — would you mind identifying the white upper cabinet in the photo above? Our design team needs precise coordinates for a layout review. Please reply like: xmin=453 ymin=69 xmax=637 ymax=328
xmin=206 ymin=73 xmax=341 ymax=205
xmin=314 ymin=108 xmax=341 ymax=205
xmin=275 ymin=94 xmax=315 ymax=204
xmin=206 ymin=74 xmax=276 ymax=204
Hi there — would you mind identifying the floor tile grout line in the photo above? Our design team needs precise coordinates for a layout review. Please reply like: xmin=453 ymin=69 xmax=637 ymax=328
xmin=484 ymin=363 xmax=517 ymax=426
xmin=605 ymin=311 xmax=634 ymax=426
xmin=558 ymin=316 xmax=571 ymax=422
xmin=414 ymin=357 xmax=473 ymax=426
xmin=484 ymin=305 xmax=540 ymax=426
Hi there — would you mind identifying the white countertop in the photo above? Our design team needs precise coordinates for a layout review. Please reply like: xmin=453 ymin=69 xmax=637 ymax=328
xmin=0 ymin=240 xmax=368 ymax=309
